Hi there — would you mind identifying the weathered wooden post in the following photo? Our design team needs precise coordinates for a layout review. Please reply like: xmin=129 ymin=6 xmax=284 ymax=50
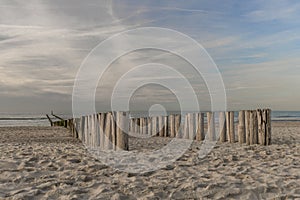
xmin=92 ymin=115 xmax=96 ymax=148
xmin=111 ymin=113 xmax=117 ymax=150
xmin=84 ymin=115 xmax=89 ymax=146
xmin=116 ymin=111 xmax=129 ymax=150
xmin=207 ymin=112 xmax=215 ymax=141
xmin=196 ymin=113 xmax=205 ymax=141
xmin=94 ymin=114 xmax=100 ymax=147
xmin=238 ymin=110 xmax=246 ymax=144
xmin=256 ymin=109 xmax=264 ymax=145
xmin=169 ymin=114 xmax=175 ymax=137
xmin=139 ymin=118 xmax=144 ymax=135
xmin=99 ymin=113 xmax=105 ymax=149
xmin=266 ymin=109 xmax=272 ymax=145
xmin=152 ymin=116 xmax=157 ymax=136
xmin=89 ymin=115 xmax=92 ymax=148
xmin=158 ymin=116 xmax=164 ymax=137
xmin=133 ymin=118 xmax=136 ymax=133
xmin=249 ymin=110 xmax=258 ymax=145
xmin=94 ymin=114 xmax=98 ymax=148
xmin=188 ymin=113 xmax=195 ymax=140
xmin=144 ymin=118 xmax=147 ymax=135
xmin=104 ymin=112 xmax=112 ymax=149
xmin=163 ymin=116 xmax=168 ymax=137
xmin=147 ymin=117 xmax=152 ymax=135
xmin=146 ymin=118 xmax=149 ymax=135
xmin=135 ymin=118 xmax=138 ymax=134
xmin=80 ymin=116 xmax=85 ymax=142
xmin=226 ymin=112 xmax=230 ymax=142
xmin=175 ymin=115 xmax=181 ymax=138
xmin=245 ymin=110 xmax=251 ymax=145
xmin=129 ymin=118 xmax=133 ymax=133
xmin=184 ymin=114 xmax=189 ymax=139
xmin=96 ymin=113 xmax=101 ymax=148
xmin=229 ymin=111 xmax=235 ymax=143
xmin=219 ymin=112 xmax=226 ymax=142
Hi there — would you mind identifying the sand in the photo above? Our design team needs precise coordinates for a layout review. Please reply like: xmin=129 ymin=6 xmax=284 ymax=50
xmin=0 ymin=122 xmax=299 ymax=199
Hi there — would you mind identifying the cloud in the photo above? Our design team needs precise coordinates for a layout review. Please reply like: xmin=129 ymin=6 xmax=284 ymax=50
xmin=1 ymin=0 xmax=300 ymax=112
xmin=245 ymin=0 xmax=300 ymax=22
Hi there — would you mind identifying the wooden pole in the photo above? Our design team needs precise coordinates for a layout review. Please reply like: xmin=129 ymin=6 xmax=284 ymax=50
xmin=175 ymin=115 xmax=181 ymax=138
xmin=90 ymin=114 xmax=95 ymax=148
xmin=152 ymin=116 xmax=157 ymax=136
xmin=89 ymin=115 xmax=93 ymax=147
xmin=144 ymin=118 xmax=148 ymax=135
xmin=129 ymin=118 xmax=133 ymax=133
xmin=116 ymin=111 xmax=129 ymax=150
xmin=266 ymin=109 xmax=272 ymax=145
xmin=184 ymin=114 xmax=189 ymax=139
xmin=51 ymin=113 xmax=65 ymax=121
xmin=238 ymin=110 xmax=246 ymax=144
xmin=46 ymin=114 xmax=53 ymax=126
xmin=163 ymin=116 xmax=168 ymax=137
xmin=84 ymin=115 xmax=89 ymax=146
xmin=249 ymin=111 xmax=258 ymax=145
xmin=111 ymin=112 xmax=117 ymax=150
xmin=158 ymin=116 xmax=164 ymax=137
xmin=219 ymin=112 xmax=226 ymax=142
xmin=245 ymin=110 xmax=251 ymax=145
xmin=136 ymin=118 xmax=140 ymax=134
xmin=99 ymin=113 xmax=105 ymax=149
xmin=249 ymin=111 xmax=254 ymax=145
xmin=207 ymin=112 xmax=215 ymax=141
xmin=196 ymin=113 xmax=205 ymax=141
xmin=139 ymin=118 xmax=144 ymax=134
xmin=148 ymin=118 xmax=151 ymax=135
xmin=85 ymin=115 xmax=89 ymax=146
xmin=104 ymin=112 xmax=112 ymax=150
xmin=226 ymin=112 xmax=230 ymax=142
xmin=80 ymin=116 xmax=85 ymax=142
xmin=188 ymin=113 xmax=195 ymax=140
xmin=229 ymin=111 xmax=235 ymax=143
xmin=95 ymin=114 xmax=100 ymax=147
xmin=169 ymin=115 xmax=175 ymax=138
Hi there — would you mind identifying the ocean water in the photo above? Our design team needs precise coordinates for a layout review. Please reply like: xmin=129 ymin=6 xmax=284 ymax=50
xmin=0 ymin=113 xmax=73 ymax=127
xmin=0 ymin=111 xmax=299 ymax=127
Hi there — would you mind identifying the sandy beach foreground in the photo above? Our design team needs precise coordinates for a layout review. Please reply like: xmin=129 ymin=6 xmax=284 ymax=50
xmin=0 ymin=122 xmax=299 ymax=200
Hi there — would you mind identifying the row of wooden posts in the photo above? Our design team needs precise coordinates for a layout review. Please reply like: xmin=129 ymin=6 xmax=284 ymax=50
xmin=128 ymin=109 xmax=271 ymax=145
xmin=49 ymin=109 xmax=271 ymax=151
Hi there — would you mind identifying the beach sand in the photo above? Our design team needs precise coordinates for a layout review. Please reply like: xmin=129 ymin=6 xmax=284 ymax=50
xmin=0 ymin=122 xmax=299 ymax=199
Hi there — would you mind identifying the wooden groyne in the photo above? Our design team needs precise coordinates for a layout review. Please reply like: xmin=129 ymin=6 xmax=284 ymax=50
xmin=128 ymin=109 xmax=271 ymax=145
xmin=48 ymin=109 xmax=272 ymax=151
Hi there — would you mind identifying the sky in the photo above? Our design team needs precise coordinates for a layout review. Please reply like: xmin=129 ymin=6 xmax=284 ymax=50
xmin=0 ymin=0 xmax=300 ymax=114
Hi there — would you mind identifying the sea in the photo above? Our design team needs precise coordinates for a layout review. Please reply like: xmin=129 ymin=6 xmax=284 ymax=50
xmin=0 ymin=111 xmax=300 ymax=127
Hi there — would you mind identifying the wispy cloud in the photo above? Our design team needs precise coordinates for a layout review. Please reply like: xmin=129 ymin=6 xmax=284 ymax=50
xmin=1 ymin=0 xmax=300 ymax=112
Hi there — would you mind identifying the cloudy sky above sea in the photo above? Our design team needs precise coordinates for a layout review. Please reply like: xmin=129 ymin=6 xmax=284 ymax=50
xmin=0 ymin=0 xmax=300 ymax=113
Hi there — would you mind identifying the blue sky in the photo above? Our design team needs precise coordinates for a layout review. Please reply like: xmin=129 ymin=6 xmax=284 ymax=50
xmin=0 ymin=0 xmax=300 ymax=113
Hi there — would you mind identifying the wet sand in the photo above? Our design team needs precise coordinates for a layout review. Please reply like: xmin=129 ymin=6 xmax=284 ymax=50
xmin=0 ymin=121 xmax=299 ymax=199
